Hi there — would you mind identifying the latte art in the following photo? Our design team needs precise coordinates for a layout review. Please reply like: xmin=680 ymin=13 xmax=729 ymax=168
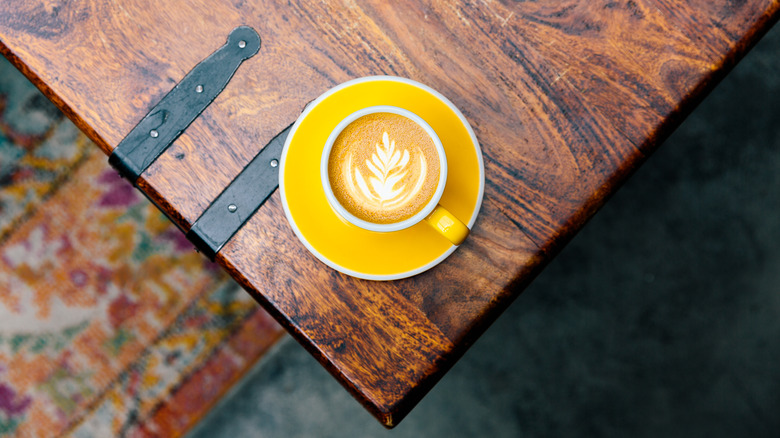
xmin=344 ymin=132 xmax=427 ymax=211
xmin=327 ymin=113 xmax=440 ymax=224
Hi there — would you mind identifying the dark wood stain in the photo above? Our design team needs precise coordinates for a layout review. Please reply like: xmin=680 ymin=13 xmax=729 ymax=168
xmin=1 ymin=0 xmax=777 ymax=427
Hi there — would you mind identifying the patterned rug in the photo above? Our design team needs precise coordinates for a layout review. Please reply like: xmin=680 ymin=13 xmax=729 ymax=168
xmin=0 ymin=57 xmax=283 ymax=437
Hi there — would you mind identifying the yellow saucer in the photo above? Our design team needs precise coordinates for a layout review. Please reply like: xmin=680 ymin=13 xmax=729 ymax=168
xmin=279 ymin=76 xmax=484 ymax=280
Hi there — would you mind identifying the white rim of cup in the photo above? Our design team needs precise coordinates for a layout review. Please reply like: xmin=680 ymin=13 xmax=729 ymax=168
xmin=320 ymin=105 xmax=448 ymax=233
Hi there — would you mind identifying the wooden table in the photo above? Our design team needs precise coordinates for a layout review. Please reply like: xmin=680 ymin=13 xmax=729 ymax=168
xmin=1 ymin=0 xmax=777 ymax=427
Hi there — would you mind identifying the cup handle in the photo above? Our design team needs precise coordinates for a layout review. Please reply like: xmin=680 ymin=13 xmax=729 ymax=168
xmin=425 ymin=205 xmax=470 ymax=246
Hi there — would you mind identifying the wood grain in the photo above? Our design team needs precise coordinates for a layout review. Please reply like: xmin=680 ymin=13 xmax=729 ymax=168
xmin=219 ymin=193 xmax=542 ymax=425
xmin=1 ymin=0 xmax=777 ymax=427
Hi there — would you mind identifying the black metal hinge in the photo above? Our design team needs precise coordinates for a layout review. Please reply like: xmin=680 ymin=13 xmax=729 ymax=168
xmin=187 ymin=125 xmax=290 ymax=259
xmin=109 ymin=26 xmax=287 ymax=260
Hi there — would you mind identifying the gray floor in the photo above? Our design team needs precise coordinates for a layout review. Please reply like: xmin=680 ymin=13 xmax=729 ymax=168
xmin=189 ymin=24 xmax=780 ymax=438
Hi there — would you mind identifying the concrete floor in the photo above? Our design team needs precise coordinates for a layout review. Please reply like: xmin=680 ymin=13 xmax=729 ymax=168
xmin=189 ymin=23 xmax=780 ymax=438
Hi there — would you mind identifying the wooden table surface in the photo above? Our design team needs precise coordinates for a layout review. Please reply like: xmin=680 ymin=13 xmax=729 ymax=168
xmin=1 ymin=0 xmax=777 ymax=427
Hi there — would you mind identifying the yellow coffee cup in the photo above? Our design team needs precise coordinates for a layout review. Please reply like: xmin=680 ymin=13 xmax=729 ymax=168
xmin=321 ymin=105 xmax=469 ymax=245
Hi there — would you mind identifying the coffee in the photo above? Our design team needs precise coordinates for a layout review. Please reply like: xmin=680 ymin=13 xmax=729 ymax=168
xmin=327 ymin=113 xmax=440 ymax=224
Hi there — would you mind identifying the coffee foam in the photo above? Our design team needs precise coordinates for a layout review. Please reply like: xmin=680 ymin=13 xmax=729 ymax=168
xmin=327 ymin=113 xmax=440 ymax=224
